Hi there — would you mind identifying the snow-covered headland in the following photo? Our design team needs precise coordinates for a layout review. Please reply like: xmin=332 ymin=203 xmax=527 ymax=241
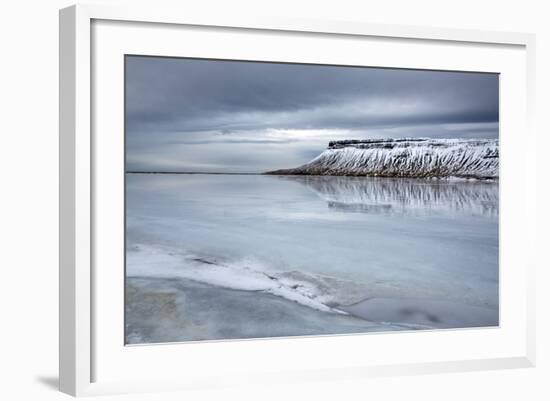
xmin=266 ymin=138 xmax=499 ymax=179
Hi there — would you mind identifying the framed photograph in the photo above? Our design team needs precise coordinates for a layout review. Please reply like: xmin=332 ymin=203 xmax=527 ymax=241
xmin=59 ymin=4 xmax=536 ymax=396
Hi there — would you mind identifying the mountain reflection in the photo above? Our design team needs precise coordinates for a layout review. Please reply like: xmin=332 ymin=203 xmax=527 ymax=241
xmin=282 ymin=176 xmax=498 ymax=217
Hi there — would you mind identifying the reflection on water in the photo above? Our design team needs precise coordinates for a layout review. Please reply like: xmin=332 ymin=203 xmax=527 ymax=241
xmin=281 ymin=176 xmax=498 ymax=217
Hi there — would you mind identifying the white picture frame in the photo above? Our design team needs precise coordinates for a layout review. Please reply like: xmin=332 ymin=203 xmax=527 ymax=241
xmin=59 ymin=4 xmax=536 ymax=397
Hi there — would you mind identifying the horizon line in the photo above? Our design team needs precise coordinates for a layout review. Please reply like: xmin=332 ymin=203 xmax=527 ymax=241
xmin=126 ymin=171 xmax=262 ymax=175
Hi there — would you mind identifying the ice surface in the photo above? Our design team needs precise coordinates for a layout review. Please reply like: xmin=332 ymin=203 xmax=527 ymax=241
xmin=126 ymin=277 xmax=399 ymax=344
xmin=126 ymin=173 xmax=499 ymax=343
xmin=127 ymin=243 xmax=355 ymax=314
xmin=341 ymin=297 xmax=498 ymax=329
xmin=267 ymin=138 xmax=498 ymax=178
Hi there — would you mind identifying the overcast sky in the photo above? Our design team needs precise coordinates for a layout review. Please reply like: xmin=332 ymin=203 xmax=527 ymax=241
xmin=126 ymin=56 xmax=499 ymax=173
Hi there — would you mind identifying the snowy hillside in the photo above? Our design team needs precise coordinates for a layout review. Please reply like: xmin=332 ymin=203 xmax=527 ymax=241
xmin=266 ymin=138 xmax=499 ymax=179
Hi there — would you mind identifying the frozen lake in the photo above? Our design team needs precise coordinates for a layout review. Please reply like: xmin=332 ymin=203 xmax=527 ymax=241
xmin=125 ymin=174 xmax=499 ymax=344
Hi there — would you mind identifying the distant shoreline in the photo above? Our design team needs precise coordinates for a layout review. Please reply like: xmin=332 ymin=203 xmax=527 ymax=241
xmin=126 ymin=171 xmax=260 ymax=175
xmin=125 ymin=171 xmax=498 ymax=181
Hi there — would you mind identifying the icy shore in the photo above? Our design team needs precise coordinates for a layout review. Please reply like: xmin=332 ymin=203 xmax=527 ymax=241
xmin=266 ymin=138 xmax=499 ymax=179
xmin=126 ymin=277 xmax=401 ymax=344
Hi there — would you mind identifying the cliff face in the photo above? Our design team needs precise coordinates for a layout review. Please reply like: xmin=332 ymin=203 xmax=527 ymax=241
xmin=266 ymin=138 xmax=499 ymax=179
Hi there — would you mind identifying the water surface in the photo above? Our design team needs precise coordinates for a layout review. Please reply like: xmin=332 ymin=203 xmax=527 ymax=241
xmin=125 ymin=174 xmax=498 ymax=343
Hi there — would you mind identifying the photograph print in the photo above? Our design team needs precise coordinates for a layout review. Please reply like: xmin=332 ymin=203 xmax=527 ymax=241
xmin=125 ymin=56 xmax=499 ymax=344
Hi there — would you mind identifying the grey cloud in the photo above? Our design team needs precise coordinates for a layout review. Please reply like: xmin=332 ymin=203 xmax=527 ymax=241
xmin=126 ymin=56 xmax=498 ymax=172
